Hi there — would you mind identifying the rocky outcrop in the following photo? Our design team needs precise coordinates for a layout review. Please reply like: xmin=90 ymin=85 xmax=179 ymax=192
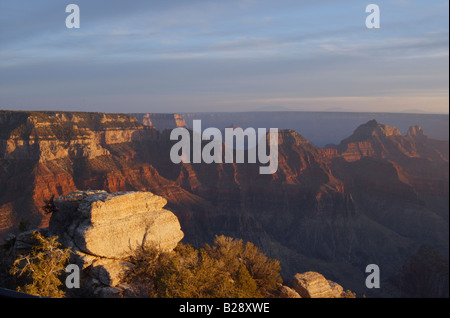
xmin=47 ymin=190 xmax=184 ymax=296
xmin=291 ymin=272 xmax=346 ymax=298
xmin=0 ymin=111 xmax=158 ymax=162
xmin=10 ymin=228 xmax=49 ymax=257
xmin=406 ymin=125 xmax=425 ymax=138
xmin=131 ymin=113 xmax=188 ymax=131
xmin=337 ymin=119 xmax=448 ymax=165
xmin=277 ymin=285 xmax=301 ymax=298
xmin=337 ymin=120 xmax=401 ymax=162
xmin=49 ymin=190 xmax=183 ymax=258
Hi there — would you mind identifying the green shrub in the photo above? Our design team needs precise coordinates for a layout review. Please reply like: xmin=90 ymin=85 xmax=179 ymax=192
xmin=9 ymin=231 xmax=71 ymax=298
xmin=124 ymin=235 xmax=282 ymax=298
xmin=204 ymin=235 xmax=282 ymax=297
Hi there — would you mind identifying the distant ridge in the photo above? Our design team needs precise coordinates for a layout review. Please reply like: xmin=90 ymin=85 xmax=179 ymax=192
xmin=129 ymin=113 xmax=188 ymax=131
xmin=130 ymin=111 xmax=449 ymax=147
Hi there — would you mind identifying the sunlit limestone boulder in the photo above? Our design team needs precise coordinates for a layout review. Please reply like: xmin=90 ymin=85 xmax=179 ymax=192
xmin=47 ymin=190 xmax=184 ymax=297
xmin=49 ymin=190 xmax=183 ymax=259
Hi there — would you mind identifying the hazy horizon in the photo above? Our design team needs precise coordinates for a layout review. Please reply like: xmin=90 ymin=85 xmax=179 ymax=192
xmin=2 ymin=109 xmax=449 ymax=115
xmin=1 ymin=1 xmax=448 ymax=114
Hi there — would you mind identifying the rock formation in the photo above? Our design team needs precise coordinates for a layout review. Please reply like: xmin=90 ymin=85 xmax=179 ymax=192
xmin=291 ymin=272 xmax=345 ymax=298
xmin=0 ymin=111 xmax=159 ymax=163
xmin=406 ymin=125 xmax=425 ymax=138
xmin=277 ymin=285 xmax=301 ymax=298
xmin=47 ymin=190 xmax=184 ymax=297
xmin=49 ymin=190 xmax=184 ymax=257
xmin=131 ymin=113 xmax=188 ymax=131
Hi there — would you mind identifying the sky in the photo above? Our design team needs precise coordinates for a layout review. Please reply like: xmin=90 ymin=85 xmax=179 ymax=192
xmin=0 ymin=0 xmax=448 ymax=114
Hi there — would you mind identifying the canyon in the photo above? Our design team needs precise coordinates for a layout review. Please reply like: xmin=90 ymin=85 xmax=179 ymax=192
xmin=0 ymin=110 xmax=448 ymax=297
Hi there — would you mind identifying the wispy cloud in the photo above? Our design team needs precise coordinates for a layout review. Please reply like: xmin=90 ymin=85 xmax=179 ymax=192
xmin=0 ymin=0 xmax=448 ymax=113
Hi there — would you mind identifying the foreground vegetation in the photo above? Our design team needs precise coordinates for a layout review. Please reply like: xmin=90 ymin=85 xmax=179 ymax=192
xmin=124 ymin=235 xmax=282 ymax=298
xmin=2 ymin=233 xmax=282 ymax=298
xmin=7 ymin=231 xmax=72 ymax=298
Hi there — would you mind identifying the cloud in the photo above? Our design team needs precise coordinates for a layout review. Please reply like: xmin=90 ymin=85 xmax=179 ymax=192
xmin=0 ymin=0 xmax=448 ymax=114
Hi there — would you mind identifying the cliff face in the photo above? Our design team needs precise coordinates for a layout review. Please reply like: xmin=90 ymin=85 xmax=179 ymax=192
xmin=0 ymin=111 xmax=187 ymax=232
xmin=0 ymin=111 xmax=158 ymax=162
xmin=337 ymin=120 xmax=448 ymax=175
xmin=0 ymin=111 xmax=448 ymax=297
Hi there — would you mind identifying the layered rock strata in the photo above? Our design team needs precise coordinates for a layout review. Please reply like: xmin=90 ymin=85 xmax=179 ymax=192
xmin=291 ymin=272 xmax=345 ymax=298
xmin=48 ymin=190 xmax=184 ymax=296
